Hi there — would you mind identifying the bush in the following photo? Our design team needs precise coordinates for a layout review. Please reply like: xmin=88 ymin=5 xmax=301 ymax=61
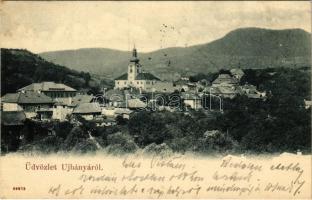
xmin=19 ymin=135 xmax=63 ymax=154
xmin=72 ymin=139 xmax=98 ymax=154
xmin=105 ymin=132 xmax=138 ymax=154
xmin=61 ymin=126 xmax=88 ymax=151
xmin=196 ymin=130 xmax=238 ymax=153
xmin=143 ymin=143 xmax=173 ymax=155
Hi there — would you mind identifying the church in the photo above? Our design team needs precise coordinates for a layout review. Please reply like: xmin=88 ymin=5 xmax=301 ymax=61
xmin=114 ymin=47 xmax=162 ymax=91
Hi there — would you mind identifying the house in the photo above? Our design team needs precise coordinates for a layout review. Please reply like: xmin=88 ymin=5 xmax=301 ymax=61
xmin=101 ymin=117 xmax=117 ymax=126
xmin=304 ymin=99 xmax=312 ymax=109
xmin=105 ymin=89 xmax=126 ymax=107
xmin=51 ymin=94 xmax=94 ymax=121
xmin=210 ymin=86 xmax=239 ymax=99
xmin=212 ymin=74 xmax=238 ymax=87
xmin=240 ymin=84 xmax=266 ymax=99
xmin=180 ymin=76 xmax=189 ymax=81
xmin=174 ymin=79 xmax=189 ymax=92
xmin=230 ymin=68 xmax=245 ymax=80
xmin=114 ymin=108 xmax=133 ymax=119
xmin=18 ymin=82 xmax=77 ymax=105
xmin=52 ymin=102 xmax=74 ymax=121
xmin=181 ymin=92 xmax=202 ymax=110
xmin=1 ymin=91 xmax=55 ymax=119
xmin=127 ymin=98 xmax=147 ymax=109
xmin=72 ymin=102 xmax=102 ymax=120
xmin=115 ymin=47 xmax=160 ymax=91
xmin=101 ymin=107 xmax=133 ymax=119
xmin=147 ymin=81 xmax=180 ymax=93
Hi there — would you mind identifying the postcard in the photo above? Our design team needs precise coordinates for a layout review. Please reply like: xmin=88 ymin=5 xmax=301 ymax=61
xmin=0 ymin=1 xmax=311 ymax=199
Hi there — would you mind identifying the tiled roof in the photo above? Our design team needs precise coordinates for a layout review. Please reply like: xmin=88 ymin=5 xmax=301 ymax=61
xmin=212 ymin=74 xmax=238 ymax=85
xmin=1 ymin=92 xmax=55 ymax=104
xmin=1 ymin=111 xmax=26 ymax=126
xmin=70 ymin=94 xmax=94 ymax=107
xmin=211 ymin=86 xmax=237 ymax=95
xmin=18 ymin=82 xmax=76 ymax=92
xmin=127 ymin=99 xmax=147 ymax=108
xmin=115 ymin=108 xmax=133 ymax=115
xmin=1 ymin=93 xmax=20 ymax=103
xmin=73 ymin=103 xmax=102 ymax=114
xmin=230 ymin=69 xmax=244 ymax=76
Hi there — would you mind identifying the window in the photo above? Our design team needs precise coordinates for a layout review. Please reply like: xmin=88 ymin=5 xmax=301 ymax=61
xmin=147 ymin=81 xmax=150 ymax=84
xmin=137 ymin=69 xmax=139 ymax=73
xmin=137 ymin=82 xmax=139 ymax=84
xmin=117 ymin=81 xmax=119 ymax=85
xmin=130 ymin=69 xmax=133 ymax=73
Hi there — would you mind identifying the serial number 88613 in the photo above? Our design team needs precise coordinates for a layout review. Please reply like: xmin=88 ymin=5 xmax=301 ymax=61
xmin=13 ymin=187 xmax=26 ymax=191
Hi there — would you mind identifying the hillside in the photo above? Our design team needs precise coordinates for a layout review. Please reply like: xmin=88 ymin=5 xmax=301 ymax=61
xmin=1 ymin=49 xmax=112 ymax=95
xmin=40 ymin=27 xmax=311 ymax=80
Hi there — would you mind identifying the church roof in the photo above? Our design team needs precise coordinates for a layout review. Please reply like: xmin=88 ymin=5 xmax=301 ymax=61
xmin=115 ymin=73 xmax=128 ymax=80
xmin=136 ymin=73 xmax=160 ymax=80
xmin=115 ymin=72 xmax=160 ymax=81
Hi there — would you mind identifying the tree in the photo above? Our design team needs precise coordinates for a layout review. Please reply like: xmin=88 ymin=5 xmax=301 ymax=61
xmin=128 ymin=111 xmax=172 ymax=147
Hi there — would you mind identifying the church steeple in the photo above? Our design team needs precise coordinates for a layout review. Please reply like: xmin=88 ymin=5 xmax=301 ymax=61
xmin=128 ymin=46 xmax=141 ymax=82
xmin=130 ymin=45 xmax=139 ymax=63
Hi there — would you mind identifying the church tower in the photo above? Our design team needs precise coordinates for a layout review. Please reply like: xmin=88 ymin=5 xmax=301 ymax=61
xmin=128 ymin=46 xmax=141 ymax=82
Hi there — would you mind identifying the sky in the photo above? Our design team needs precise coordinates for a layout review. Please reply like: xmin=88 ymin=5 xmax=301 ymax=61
xmin=0 ymin=1 xmax=310 ymax=53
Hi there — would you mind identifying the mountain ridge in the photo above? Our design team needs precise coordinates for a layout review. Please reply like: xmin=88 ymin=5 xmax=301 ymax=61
xmin=0 ymin=48 xmax=112 ymax=95
xmin=39 ymin=27 xmax=311 ymax=80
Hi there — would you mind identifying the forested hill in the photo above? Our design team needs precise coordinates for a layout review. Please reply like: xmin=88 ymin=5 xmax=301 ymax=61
xmin=1 ymin=48 xmax=107 ymax=95
xmin=40 ymin=27 xmax=311 ymax=80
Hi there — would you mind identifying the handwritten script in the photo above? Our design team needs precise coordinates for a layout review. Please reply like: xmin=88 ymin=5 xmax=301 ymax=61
xmin=0 ymin=154 xmax=310 ymax=198
xmin=42 ymin=154 xmax=311 ymax=198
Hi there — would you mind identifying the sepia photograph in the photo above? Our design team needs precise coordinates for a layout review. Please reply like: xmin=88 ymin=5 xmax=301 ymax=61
xmin=0 ymin=1 xmax=311 ymax=198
